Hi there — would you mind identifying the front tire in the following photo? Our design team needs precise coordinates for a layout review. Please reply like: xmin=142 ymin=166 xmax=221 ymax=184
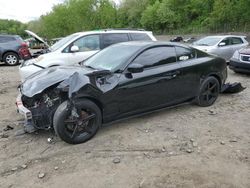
xmin=53 ymin=100 xmax=102 ymax=144
xmin=196 ymin=76 xmax=220 ymax=107
xmin=3 ymin=52 xmax=19 ymax=66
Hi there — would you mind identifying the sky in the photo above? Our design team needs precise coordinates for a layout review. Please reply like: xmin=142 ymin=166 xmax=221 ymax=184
xmin=0 ymin=0 xmax=120 ymax=23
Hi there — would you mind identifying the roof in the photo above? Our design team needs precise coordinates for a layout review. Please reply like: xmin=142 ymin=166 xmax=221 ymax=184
xmin=73 ymin=29 xmax=153 ymax=37
xmin=112 ymin=41 xmax=191 ymax=49
xmin=203 ymin=35 xmax=246 ymax=38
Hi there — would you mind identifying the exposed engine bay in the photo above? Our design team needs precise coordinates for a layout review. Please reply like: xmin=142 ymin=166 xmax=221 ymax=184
xmin=21 ymin=87 xmax=65 ymax=130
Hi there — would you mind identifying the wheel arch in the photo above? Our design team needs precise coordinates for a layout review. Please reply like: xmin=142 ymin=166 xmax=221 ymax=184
xmin=3 ymin=50 xmax=20 ymax=59
xmin=207 ymin=73 xmax=222 ymax=87
xmin=201 ymin=72 xmax=222 ymax=88
xmin=76 ymin=96 xmax=103 ymax=119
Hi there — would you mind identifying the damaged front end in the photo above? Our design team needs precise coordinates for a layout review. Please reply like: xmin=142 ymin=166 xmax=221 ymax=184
xmin=16 ymin=66 xmax=92 ymax=132
xmin=17 ymin=85 xmax=66 ymax=131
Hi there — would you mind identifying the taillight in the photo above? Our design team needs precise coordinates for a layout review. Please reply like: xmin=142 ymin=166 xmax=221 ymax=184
xmin=21 ymin=42 xmax=28 ymax=47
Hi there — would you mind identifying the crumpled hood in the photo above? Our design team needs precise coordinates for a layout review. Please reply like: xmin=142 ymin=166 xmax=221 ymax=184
xmin=21 ymin=66 xmax=92 ymax=97
xmin=239 ymin=47 xmax=250 ymax=55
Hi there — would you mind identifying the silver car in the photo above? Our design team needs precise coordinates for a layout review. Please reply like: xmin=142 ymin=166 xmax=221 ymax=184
xmin=192 ymin=35 xmax=249 ymax=61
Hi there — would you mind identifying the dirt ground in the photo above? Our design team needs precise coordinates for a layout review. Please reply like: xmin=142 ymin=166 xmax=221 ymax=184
xmin=0 ymin=62 xmax=249 ymax=188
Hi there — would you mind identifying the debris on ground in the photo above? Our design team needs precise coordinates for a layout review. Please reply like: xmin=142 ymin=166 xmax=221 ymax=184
xmin=3 ymin=125 xmax=14 ymax=131
xmin=38 ymin=172 xmax=46 ymax=179
xmin=21 ymin=164 xmax=27 ymax=169
xmin=229 ymin=138 xmax=238 ymax=142
xmin=113 ymin=158 xmax=121 ymax=164
xmin=47 ymin=137 xmax=53 ymax=143
xmin=180 ymin=141 xmax=194 ymax=153
xmin=0 ymin=133 xmax=9 ymax=138
xmin=11 ymin=167 xmax=18 ymax=171
xmin=221 ymin=82 xmax=246 ymax=94
xmin=220 ymin=141 xmax=226 ymax=145
xmin=54 ymin=166 xmax=59 ymax=170
xmin=209 ymin=110 xmax=217 ymax=115
xmin=161 ymin=147 xmax=166 ymax=152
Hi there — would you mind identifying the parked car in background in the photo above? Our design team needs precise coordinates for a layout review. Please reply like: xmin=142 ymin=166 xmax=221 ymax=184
xmin=19 ymin=29 xmax=156 ymax=81
xmin=16 ymin=41 xmax=227 ymax=144
xmin=229 ymin=47 xmax=250 ymax=73
xmin=0 ymin=34 xmax=31 ymax=65
xmin=192 ymin=35 xmax=249 ymax=61
xmin=170 ymin=36 xmax=183 ymax=42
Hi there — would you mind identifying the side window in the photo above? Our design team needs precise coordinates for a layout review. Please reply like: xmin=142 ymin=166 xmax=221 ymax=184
xmin=220 ymin=38 xmax=230 ymax=46
xmin=130 ymin=33 xmax=151 ymax=41
xmin=102 ymin=33 xmax=129 ymax=48
xmin=231 ymin=37 xmax=243 ymax=45
xmin=175 ymin=47 xmax=196 ymax=61
xmin=132 ymin=47 xmax=176 ymax=68
xmin=72 ymin=35 xmax=100 ymax=52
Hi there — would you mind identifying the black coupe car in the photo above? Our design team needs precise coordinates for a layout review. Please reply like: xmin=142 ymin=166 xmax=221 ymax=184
xmin=16 ymin=41 xmax=227 ymax=144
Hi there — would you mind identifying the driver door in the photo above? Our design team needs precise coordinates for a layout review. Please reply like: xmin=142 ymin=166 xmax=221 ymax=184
xmin=116 ymin=46 xmax=184 ymax=116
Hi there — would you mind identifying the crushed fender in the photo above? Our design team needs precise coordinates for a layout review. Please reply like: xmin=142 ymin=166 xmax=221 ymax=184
xmin=221 ymin=82 xmax=246 ymax=94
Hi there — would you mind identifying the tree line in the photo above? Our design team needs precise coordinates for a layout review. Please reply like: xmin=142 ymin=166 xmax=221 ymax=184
xmin=1 ymin=0 xmax=250 ymax=39
xmin=0 ymin=19 xmax=27 ymax=37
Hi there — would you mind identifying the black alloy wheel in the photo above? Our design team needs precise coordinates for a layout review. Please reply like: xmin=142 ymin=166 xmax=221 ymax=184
xmin=196 ymin=76 xmax=220 ymax=107
xmin=53 ymin=100 xmax=102 ymax=144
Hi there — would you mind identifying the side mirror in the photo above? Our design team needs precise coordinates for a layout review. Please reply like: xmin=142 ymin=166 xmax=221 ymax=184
xmin=218 ymin=42 xmax=226 ymax=47
xmin=71 ymin=45 xmax=79 ymax=52
xmin=127 ymin=63 xmax=144 ymax=73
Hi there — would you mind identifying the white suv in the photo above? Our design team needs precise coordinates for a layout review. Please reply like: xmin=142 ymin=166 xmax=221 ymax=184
xmin=19 ymin=29 xmax=156 ymax=81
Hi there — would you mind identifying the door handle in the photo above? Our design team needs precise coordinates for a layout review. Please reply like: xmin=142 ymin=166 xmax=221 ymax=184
xmin=164 ymin=70 xmax=180 ymax=78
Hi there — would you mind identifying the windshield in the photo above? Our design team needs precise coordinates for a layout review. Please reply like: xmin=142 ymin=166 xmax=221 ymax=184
xmin=84 ymin=43 xmax=143 ymax=71
xmin=194 ymin=37 xmax=222 ymax=46
xmin=50 ymin=34 xmax=79 ymax=51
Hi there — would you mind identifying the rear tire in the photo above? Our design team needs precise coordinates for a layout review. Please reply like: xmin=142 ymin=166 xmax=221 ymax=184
xmin=3 ymin=52 xmax=19 ymax=66
xmin=196 ymin=76 xmax=220 ymax=107
xmin=53 ymin=100 xmax=102 ymax=144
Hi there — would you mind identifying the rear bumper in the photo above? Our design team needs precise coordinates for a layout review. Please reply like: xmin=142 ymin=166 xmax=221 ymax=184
xmin=229 ymin=59 xmax=250 ymax=73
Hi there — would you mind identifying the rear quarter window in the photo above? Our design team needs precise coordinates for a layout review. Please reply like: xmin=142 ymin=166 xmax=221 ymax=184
xmin=102 ymin=33 xmax=129 ymax=48
xmin=231 ymin=37 xmax=243 ymax=45
xmin=130 ymin=33 xmax=151 ymax=41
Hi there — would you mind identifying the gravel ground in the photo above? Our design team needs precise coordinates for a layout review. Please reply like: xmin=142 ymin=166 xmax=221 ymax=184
xmin=0 ymin=61 xmax=249 ymax=188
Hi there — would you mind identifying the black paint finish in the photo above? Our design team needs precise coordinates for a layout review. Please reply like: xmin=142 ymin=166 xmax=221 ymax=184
xmin=21 ymin=41 xmax=227 ymax=129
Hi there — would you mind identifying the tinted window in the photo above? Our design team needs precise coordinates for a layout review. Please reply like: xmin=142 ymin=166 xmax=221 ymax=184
xmin=72 ymin=35 xmax=100 ymax=52
xmin=231 ymin=37 xmax=243 ymax=45
xmin=132 ymin=47 xmax=176 ymax=68
xmin=130 ymin=33 xmax=151 ymax=41
xmin=102 ymin=33 xmax=129 ymax=48
xmin=175 ymin=47 xmax=196 ymax=61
